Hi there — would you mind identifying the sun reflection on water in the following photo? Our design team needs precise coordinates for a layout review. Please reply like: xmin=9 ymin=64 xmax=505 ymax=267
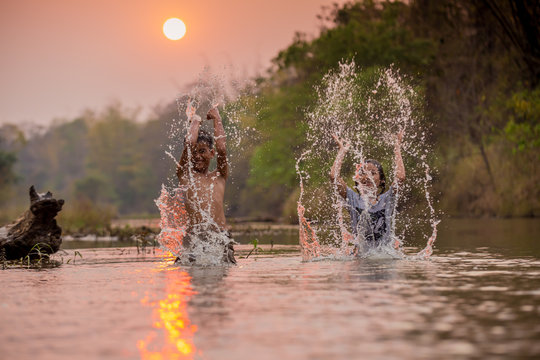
xmin=138 ymin=261 xmax=199 ymax=360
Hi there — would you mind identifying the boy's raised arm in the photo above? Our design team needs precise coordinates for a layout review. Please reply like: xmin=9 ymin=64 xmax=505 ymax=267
xmin=176 ymin=113 xmax=203 ymax=181
xmin=329 ymin=134 xmax=349 ymax=199
xmin=207 ymin=107 xmax=228 ymax=179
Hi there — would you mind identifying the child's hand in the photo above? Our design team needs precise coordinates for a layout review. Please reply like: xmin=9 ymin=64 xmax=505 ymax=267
xmin=332 ymin=134 xmax=350 ymax=151
xmin=186 ymin=99 xmax=197 ymax=120
xmin=206 ymin=107 xmax=220 ymax=121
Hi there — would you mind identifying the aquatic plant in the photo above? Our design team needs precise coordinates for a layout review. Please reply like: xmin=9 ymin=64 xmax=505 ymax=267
xmin=0 ymin=242 xmax=58 ymax=269
xmin=134 ymin=227 xmax=158 ymax=255
xmin=65 ymin=250 xmax=83 ymax=265
xmin=245 ymin=238 xmax=263 ymax=259
xmin=22 ymin=242 xmax=54 ymax=267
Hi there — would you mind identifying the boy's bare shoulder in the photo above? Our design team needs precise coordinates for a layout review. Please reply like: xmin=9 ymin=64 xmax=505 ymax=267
xmin=204 ymin=169 xmax=225 ymax=180
xmin=179 ymin=171 xmax=226 ymax=186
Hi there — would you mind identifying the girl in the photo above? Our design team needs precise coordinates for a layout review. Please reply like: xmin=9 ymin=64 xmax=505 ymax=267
xmin=329 ymin=130 xmax=405 ymax=247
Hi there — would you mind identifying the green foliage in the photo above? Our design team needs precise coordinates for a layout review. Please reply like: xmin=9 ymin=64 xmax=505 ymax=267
xmin=274 ymin=0 xmax=435 ymax=81
xmin=0 ymin=125 xmax=23 ymax=187
xmin=25 ymin=242 xmax=54 ymax=266
xmin=2 ymin=103 xmax=173 ymax=220
xmin=504 ymin=121 xmax=540 ymax=153
xmin=245 ymin=238 xmax=263 ymax=259
xmin=86 ymin=106 xmax=152 ymax=213
xmin=74 ymin=172 xmax=117 ymax=204
xmin=1 ymin=245 xmax=83 ymax=269
xmin=16 ymin=118 xmax=89 ymax=193
xmin=0 ymin=135 xmax=19 ymax=205
xmin=58 ymin=196 xmax=116 ymax=233
xmin=439 ymin=138 xmax=539 ymax=217
xmin=0 ymin=150 xmax=17 ymax=186
xmin=242 ymin=0 xmax=436 ymax=219
xmin=248 ymin=83 xmax=312 ymax=189
xmin=504 ymin=88 xmax=540 ymax=153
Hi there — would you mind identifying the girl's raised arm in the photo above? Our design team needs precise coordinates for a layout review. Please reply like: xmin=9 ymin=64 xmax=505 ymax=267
xmin=329 ymin=134 xmax=349 ymax=199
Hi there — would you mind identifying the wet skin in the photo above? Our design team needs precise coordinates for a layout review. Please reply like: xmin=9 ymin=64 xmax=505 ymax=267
xmin=181 ymin=141 xmax=227 ymax=232
xmin=176 ymin=108 xmax=229 ymax=234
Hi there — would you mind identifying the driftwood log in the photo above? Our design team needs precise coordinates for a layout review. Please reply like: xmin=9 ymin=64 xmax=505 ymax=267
xmin=0 ymin=186 xmax=64 ymax=260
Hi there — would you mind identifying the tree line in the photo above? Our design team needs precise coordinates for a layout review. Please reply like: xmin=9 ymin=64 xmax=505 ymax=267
xmin=1 ymin=0 xmax=538 ymax=227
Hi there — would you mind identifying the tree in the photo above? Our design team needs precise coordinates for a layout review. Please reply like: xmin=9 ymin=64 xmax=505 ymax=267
xmin=480 ymin=0 xmax=540 ymax=87
xmin=0 ymin=125 xmax=24 ymax=206
xmin=243 ymin=0 xmax=435 ymax=218
xmin=86 ymin=105 xmax=154 ymax=214
xmin=0 ymin=150 xmax=17 ymax=189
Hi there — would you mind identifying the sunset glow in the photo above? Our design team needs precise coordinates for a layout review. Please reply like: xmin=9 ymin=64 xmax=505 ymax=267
xmin=3 ymin=1 xmax=344 ymax=124
xmin=163 ymin=18 xmax=186 ymax=40
xmin=138 ymin=269 xmax=198 ymax=360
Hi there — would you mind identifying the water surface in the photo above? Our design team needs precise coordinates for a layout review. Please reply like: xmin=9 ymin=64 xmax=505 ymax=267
xmin=1 ymin=219 xmax=539 ymax=359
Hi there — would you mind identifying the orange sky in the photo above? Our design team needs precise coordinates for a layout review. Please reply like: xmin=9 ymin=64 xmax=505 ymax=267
xmin=0 ymin=0 xmax=345 ymax=126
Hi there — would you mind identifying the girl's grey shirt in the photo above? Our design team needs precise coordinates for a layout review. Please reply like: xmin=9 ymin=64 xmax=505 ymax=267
xmin=346 ymin=186 xmax=396 ymax=245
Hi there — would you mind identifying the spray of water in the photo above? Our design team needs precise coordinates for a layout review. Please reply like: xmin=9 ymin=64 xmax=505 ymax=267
xmin=155 ymin=67 xmax=257 ymax=266
xmin=297 ymin=151 xmax=321 ymax=260
xmin=297 ymin=61 xmax=440 ymax=261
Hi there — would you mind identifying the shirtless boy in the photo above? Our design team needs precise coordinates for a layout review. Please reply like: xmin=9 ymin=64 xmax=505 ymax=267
xmin=176 ymin=106 xmax=235 ymax=263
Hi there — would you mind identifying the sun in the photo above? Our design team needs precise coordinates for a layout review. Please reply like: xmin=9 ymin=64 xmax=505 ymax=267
xmin=163 ymin=18 xmax=186 ymax=40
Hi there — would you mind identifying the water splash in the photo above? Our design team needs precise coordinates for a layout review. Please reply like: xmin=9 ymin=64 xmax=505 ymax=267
xmin=297 ymin=61 xmax=440 ymax=260
xmin=416 ymin=163 xmax=441 ymax=258
xmin=297 ymin=151 xmax=321 ymax=261
xmin=155 ymin=186 xmax=187 ymax=257
xmin=155 ymin=68 xmax=257 ymax=266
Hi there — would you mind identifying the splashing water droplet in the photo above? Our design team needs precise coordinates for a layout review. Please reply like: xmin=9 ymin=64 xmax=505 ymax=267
xmin=155 ymin=68 xmax=259 ymax=265
xmin=297 ymin=60 xmax=440 ymax=261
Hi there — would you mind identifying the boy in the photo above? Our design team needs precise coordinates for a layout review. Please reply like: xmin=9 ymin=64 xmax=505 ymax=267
xmin=176 ymin=106 xmax=235 ymax=263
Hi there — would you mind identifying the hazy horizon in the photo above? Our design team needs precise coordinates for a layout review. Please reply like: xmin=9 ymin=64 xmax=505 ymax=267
xmin=1 ymin=0 xmax=344 ymax=126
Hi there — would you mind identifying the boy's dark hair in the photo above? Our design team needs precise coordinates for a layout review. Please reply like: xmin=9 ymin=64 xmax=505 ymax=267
xmin=196 ymin=129 xmax=214 ymax=148
xmin=366 ymin=159 xmax=386 ymax=194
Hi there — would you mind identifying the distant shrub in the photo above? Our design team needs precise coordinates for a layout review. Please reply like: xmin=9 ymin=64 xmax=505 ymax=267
xmin=439 ymin=139 xmax=539 ymax=217
xmin=58 ymin=197 xmax=116 ymax=234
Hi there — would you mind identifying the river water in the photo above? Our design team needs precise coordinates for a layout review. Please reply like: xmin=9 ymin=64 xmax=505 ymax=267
xmin=1 ymin=219 xmax=539 ymax=359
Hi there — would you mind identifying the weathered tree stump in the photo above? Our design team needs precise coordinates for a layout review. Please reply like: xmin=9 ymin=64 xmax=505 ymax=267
xmin=0 ymin=186 xmax=64 ymax=260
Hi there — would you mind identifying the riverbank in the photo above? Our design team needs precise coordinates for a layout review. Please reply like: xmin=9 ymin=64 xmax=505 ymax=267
xmin=110 ymin=218 xmax=298 ymax=233
xmin=58 ymin=218 xmax=540 ymax=255
xmin=60 ymin=219 xmax=299 ymax=247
